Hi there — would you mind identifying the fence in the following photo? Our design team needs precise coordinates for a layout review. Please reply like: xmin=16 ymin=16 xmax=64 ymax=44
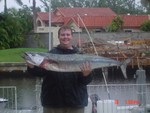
xmin=88 ymin=84 xmax=150 ymax=113
xmin=88 ymin=84 xmax=150 ymax=106
xmin=0 ymin=86 xmax=17 ymax=113
xmin=35 ymin=84 xmax=150 ymax=113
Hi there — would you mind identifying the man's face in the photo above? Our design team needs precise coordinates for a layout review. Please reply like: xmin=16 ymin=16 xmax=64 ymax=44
xmin=58 ymin=29 xmax=73 ymax=47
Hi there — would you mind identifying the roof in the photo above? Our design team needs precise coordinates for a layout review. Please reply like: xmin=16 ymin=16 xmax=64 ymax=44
xmin=37 ymin=12 xmax=64 ymax=24
xmin=37 ymin=12 xmax=49 ymax=21
xmin=36 ymin=8 xmax=150 ymax=29
xmin=55 ymin=7 xmax=116 ymax=17
xmin=66 ymin=16 xmax=115 ymax=28
xmin=121 ymin=15 xmax=149 ymax=28
xmin=37 ymin=7 xmax=116 ymax=26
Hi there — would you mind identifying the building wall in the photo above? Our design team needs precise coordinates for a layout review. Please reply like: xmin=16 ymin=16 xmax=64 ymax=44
xmin=36 ymin=26 xmax=60 ymax=47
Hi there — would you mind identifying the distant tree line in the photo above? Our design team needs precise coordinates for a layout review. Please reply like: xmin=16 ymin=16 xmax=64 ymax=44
xmin=40 ymin=0 xmax=150 ymax=14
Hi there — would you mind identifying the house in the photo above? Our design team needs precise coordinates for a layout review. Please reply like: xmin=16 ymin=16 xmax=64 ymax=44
xmin=35 ymin=7 xmax=150 ymax=47
xmin=65 ymin=16 xmax=116 ymax=32
xmin=121 ymin=14 xmax=150 ymax=32
xmin=35 ymin=7 xmax=117 ymax=46
xmin=35 ymin=7 xmax=150 ymax=33
xmin=35 ymin=7 xmax=116 ymax=33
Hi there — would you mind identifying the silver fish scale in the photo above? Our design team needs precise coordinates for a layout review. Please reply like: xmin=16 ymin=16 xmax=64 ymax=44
xmin=30 ymin=52 xmax=120 ymax=64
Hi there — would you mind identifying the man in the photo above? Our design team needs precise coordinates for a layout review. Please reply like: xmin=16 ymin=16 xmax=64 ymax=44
xmin=27 ymin=26 xmax=93 ymax=113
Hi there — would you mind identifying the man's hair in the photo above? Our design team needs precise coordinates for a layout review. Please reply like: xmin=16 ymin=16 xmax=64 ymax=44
xmin=58 ymin=26 xmax=73 ymax=36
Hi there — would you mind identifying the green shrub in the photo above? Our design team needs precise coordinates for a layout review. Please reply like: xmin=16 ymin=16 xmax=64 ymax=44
xmin=140 ymin=20 xmax=150 ymax=32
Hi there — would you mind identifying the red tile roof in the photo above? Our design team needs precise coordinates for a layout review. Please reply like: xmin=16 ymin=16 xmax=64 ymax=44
xmin=121 ymin=15 xmax=149 ymax=28
xmin=37 ymin=12 xmax=64 ymax=24
xmin=37 ymin=12 xmax=49 ymax=21
xmin=51 ymin=15 xmax=64 ymax=23
xmin=66 ymin=16 xmax=115 ymax=28
xmin=36 ymin=8 xmax=150 ymax=29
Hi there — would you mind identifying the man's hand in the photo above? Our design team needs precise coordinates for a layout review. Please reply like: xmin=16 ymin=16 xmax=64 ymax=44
xmin=80 ymin=61 xmax=92 ymax=77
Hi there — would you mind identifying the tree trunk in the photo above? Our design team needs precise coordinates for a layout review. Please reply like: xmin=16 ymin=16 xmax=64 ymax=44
xmin=4 ymin=0 xmax=7 ymax=13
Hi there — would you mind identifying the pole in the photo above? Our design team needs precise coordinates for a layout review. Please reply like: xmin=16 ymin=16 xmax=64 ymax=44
xmin=136 ymin=69 xmax=146 ymax=106
xmin=77 ymin=14 xmax=111 ymax=99
xmin=48 ymin=0 xmax=51 ymax=50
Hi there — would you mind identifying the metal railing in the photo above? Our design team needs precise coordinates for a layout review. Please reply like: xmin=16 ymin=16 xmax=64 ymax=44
xmin=88 ymin=84 xmax=150 ymax=113
xmin=35 ymin=83 xmax=150 ymax=113
xmin=88 ymin=84 xmax=150 ymax=106
xmin=0 ymin=86 xmax=17 ymax=113
xmin=1 ymin=83 xmax=149 ymax=113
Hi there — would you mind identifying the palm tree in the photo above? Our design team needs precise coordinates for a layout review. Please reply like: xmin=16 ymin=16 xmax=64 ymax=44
xmin=29 ymin=0 xmax=37 ymax=32
xmin=0 ymin=0 xmax=23 ymax=13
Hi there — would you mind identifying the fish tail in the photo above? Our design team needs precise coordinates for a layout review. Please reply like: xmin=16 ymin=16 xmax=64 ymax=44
xmin=120 ymin=58 xmax=131 ymax=79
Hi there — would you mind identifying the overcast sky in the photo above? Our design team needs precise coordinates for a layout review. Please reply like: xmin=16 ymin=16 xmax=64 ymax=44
xmin=0 ymin=0 xmax=43 ymax=12
xmin=0 ymin=0 xmax=142 ymax=13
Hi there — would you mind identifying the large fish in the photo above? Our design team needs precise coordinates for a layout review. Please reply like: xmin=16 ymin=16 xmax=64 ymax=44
xmin=23 ymin=52 xmax=131 ymax=79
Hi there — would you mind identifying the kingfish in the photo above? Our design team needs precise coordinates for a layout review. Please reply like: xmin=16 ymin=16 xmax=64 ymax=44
xmin=23 ymin=52 xmax=131 ymax=79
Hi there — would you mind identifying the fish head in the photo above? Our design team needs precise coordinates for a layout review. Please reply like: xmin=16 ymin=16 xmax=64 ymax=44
xmin=24 ymin=52 xmax=45 ymax=66
xmin=24 ymin=52 xmax=60 ymax=71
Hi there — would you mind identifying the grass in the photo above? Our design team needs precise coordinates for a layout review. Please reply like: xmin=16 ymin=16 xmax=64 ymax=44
xmin=0 ymin=48 xmax=48 ymax=62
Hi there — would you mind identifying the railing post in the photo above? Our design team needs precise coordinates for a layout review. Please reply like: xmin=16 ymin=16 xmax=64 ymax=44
xmin=136 ymin=69 xmax=146 ymax=106
xmin=35 ymin=78 xmax=42 ymax=113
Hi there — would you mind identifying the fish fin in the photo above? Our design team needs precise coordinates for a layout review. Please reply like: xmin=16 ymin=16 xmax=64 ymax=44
xmin=120 ymin=58 xmax=131 ymax=79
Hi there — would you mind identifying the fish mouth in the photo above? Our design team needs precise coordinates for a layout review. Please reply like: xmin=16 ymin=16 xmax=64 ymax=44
xmin=22 ymin=52 xmax=31 ymax=58
xmin=21 ymin=52 xmax=28 ymax=59
xmin=22 ymin=52 xmax=32 ymax=60
xmin=22 ymin=52 xmax=34 ymax=65
xmin=24 ymin=52 xmax=28 ymax=55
